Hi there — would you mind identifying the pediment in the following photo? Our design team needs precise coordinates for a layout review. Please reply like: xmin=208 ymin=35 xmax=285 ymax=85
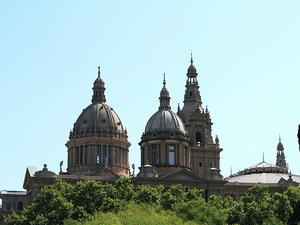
xmin=93 ymin=167 xmax=120 ymax=179
xmin=23 ymin=166 xmax=37 ymax=189
xmin=160 ymin=169 xmax=201 ymax=181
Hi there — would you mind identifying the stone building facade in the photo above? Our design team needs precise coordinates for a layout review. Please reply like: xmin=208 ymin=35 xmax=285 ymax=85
xmin=1 ymin=56 xmax=299 ymax=224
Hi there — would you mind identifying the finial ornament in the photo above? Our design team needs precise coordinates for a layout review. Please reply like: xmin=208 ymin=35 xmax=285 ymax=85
xmin=263 ymin=152 xmax=265 ymax=162
xmin=98 ymin=66 xmax=101 ymax=78
xmin=60 ymin=160 xmax=63 ymax=174
xmin=190 ymin=51 xmax=193 ymax=64
xmin=163 ymin=72 xmax=166 ymax=87
xmin=215 ymin=135 xmax=219 ymax=145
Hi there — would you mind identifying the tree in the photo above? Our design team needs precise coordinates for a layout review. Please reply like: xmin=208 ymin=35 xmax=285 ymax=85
xmin=284 ymin=186 xmax=300 ymax=224
xmin=23 ymin=179 xmax=73 ymax=225
xmin=135 ymin=184 xmax=163 ymax=204
xmin=271 ymin=192 xmax=292 ymax=224
xmin=174 ymin=199 xmax=227 ymax=225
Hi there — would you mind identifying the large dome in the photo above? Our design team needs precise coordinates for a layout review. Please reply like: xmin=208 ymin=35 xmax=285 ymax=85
xmin=73 ymin=102 xmax=124 ymax=133
xmin=69 ymin=67 xmax=127 ymax=140
xmin=145 ymin=109 xmax=186 ymax=133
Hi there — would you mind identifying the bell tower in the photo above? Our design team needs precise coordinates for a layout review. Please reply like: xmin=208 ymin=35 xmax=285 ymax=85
xmin=178 ymin=55 xmax=223 ymax=179
xmin=276 ymin=136 xmax=287 ymax=169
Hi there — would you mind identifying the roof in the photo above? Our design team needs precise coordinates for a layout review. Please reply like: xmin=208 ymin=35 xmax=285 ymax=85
xmin=229 ymin=161 xmax=288 ymax=177
xmin=248 ymin=161 xmax=277 ymax=169
xmin=227 ymin=173 xmax=300 ymax=184
xmin=0 ymin=190 xmax=27 ymax=196
xmin=145 ymin=109 xmax=186 ymax=133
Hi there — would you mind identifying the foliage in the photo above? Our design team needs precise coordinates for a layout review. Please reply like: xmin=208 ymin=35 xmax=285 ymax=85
xmin=5 ymin=178 xmax=204 ymax=224
xmin=64 ymin=203 xmax=197 ymax=225
xmin=284 ymin=186 xmax=300 ymax=225
xmin=135 ymin=184 xmax=163 ymax=204
xmin=6 ymin=179 xmax=300 ymax=225
xmin=271 ymin=192 xmax=292 ymax=224
xmin=208 ymin=185 xmax=296 ymax=225
xmin=174 ymin=199 xmax=227 ymax=225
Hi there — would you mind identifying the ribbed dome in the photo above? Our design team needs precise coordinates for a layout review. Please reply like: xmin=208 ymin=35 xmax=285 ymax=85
xmin=73 ymin=103 xmax=124 ymax=133
xmin=145 ymin=109 xmax=186 ymax=133
xmin=187 ymin=64 xmax=197 ymax=74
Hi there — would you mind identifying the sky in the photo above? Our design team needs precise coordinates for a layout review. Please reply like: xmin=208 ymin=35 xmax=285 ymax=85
xmin=1 ymin=1 xmax=300 ymax=191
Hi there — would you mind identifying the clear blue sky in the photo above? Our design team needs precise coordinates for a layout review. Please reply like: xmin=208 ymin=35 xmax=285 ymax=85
xmin=1 ymin=1 xmax=300 ymax=191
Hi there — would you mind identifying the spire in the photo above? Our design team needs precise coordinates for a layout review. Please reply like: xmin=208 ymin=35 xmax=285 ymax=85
xmin=183 ymin=54 xmax=202 ymax=107
xmin=159 ymin=73 xmax=171 ymax=110
xmin=187 ymin=54 xmax=198 ymax=81
xmin=92 ymin=66 xmax=106 ymax=103
xmin=177 ymin=103 xmax=181 ymax=112
xmin=276 ymin=136 xmax=287 ymax=169
xmin=98 ymin=66 xmax=100 ymax=78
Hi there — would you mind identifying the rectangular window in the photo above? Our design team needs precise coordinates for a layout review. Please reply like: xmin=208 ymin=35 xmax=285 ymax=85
xmin=153 ymin=152 xmax=159 ymax=165
xmin=122 ymin=148 xmax=125 ymax=165
xmin=168 ymin=145 xmax=175 ymax=165
xmin=76 ymin=147 xmax=80 ymax=164
xmin=108 ymin=146 xmax=111 ymax=164
xmin=84 ymin=145 xmax=88 ymax=164
xmin=97 ymin=145 xmax=101 ymax=163
xmin=118 ymin=147 xmax=121 ymax=164
xmin=198 ymin=162 xmax=203 ymax=167
xmin=183 ymin=148 xmax=186 ymax=166
xmin=80 ymin=146 xmax=84 ymax=164
xmin=102 ymin=145 xmax=107 ymax=163
xmin=169 ymin=151 xmax=175 ymax=165
xmin=169 ymin=145 xmax=175 ymax=150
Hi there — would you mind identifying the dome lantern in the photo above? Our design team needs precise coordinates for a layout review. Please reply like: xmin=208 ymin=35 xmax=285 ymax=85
xmin=92 ymin=66 xmax=106 ymax=103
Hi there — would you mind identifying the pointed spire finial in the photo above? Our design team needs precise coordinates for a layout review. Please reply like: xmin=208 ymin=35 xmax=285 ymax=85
xmin=279 ymin=133 xmax=281 ymax=142
xmin=177 ymin=103 xmax=180 ymax=112
xmin=159 ymin=72 xmax=171 ymax=110
xmin=263 ymin=152 xmax=265 ymax=162
xmin=98 ymin=66 xmax=101 ymax=78
xmin=190 ymin=50 xmax=193 ymax=64
xmin=205 ymin=105 xmax=209 ymax=114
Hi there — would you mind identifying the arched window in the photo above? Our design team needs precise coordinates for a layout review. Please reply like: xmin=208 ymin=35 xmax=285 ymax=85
xmin=196 ymin=132 xmax=202 ymax=146
xmin=17 ymin=201 xmax=23 ymax=210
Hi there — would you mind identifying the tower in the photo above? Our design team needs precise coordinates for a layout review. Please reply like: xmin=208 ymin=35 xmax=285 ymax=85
xmin=66 ymin=67 xmax=131 ymax=177
xmin=178 ymin=55 xmax=223 ymax=179
xmin=139 ymin=74 xmax=190 ymax=176
xmin=276 ymin=136 xmax=287 ymax=170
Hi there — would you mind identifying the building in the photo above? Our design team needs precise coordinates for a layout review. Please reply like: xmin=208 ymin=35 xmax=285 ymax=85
xmin=1 ymin=56 xmax=299 ymax=223
xmin=135 ymin=56 xmax=225 ymax=197
xmin=225 ymin=137 xmax=300 ymax=200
